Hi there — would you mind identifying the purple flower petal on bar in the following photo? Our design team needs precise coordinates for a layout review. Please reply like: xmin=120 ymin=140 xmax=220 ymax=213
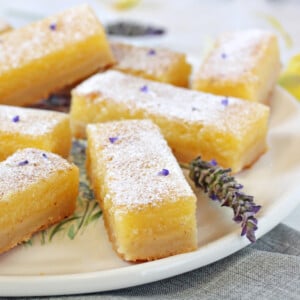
xmin=12 ymin=115 xmax=20 ymax=122
xmin=109 ymin=137 xmax=119 ymax=144
xmin=221 ymin=97 xmax=229 ymax=107
xmin=18 ymin=160 xmax=29 ymax=166
xmin=140 ymin=85 xmax=149 ymax=93
xmin=158 ymin=168 xmax=169 ymax=176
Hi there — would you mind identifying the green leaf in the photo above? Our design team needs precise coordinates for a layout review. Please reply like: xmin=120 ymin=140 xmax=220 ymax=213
xmin=41 ymin=231 xmax=46 ymax=245
xmin=86 ymin=211 xmax=102 ymax=225
xmin=48 ymin=216 xmax=80 ymax=242
xmin=23 ymin=239 xmax=33 ymax=247
xmin=68 ymin=224 xmax=76 ymax=240
xmin=75 ymin=200 xmax=90 ymax=233
xmin=77 ymin=196 xmax=84 ymax=207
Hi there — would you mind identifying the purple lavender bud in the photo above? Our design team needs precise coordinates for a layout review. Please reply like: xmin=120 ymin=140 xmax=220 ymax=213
xmin=158 ymin=168 xmax=169 ymax=176
xmin=49 ymin=23 xmax=57 ymax=31
xmin=147 ymin=49 xmax=156 ymax=56
xmin=210 ymin=194 xmax=219 ymax=201
xmin=243 ymin=211 xmax=256 ymax=221
xmin=12 ymin=115 xmax=20 ymax=122
xmin=209 ymin=159 xmax=218 ymax=166
xmin=246 ymin=230 xmax=256 ymax=243
xmin=235 ymin=183 xmax=244 ymax=189
xmin=241 ymin=225 xmax=247 ymax=236
xmin=249 ymin=217 xmax=258 ymax=225
xmin=221 ymin=97 xmax=229 ymax=107
xmin=140 ymin=85 xmax=149 ymax=93
xmin=18 ymin=160 xmax=29 ymax=166
xmin=233 ymin=215 xmax=243 ymax=223
xmin=145 ymin=26 xmax=165 ymax=35
xmin=109 ymin=137 xmax=119 ymax=144
xmin=42 ymin=153 xmax=48 ymax=159
xmin=251 ymin=205 xmax=261 ymax=214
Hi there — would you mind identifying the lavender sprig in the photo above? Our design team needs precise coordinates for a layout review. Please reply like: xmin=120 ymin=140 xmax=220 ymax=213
xmin=105 ymin=21 xmax=165 ymax=37
xmin=188 ymin=157 xmax=261 ymax=243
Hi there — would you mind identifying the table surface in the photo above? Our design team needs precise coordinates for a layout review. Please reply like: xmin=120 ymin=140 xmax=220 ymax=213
xmin=1 ymin=1 xmax=300 ymax=230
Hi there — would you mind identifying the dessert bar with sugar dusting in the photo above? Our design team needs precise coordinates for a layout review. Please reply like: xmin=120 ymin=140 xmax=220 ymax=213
xmin=71 ymin=70 xmax=270 ymax=173
xmin=0 ymin=105 xmax=71 ymax=161
xmin=0 ymin=5 xmax=114 ymax=106
xmin=110 ymin=41 xmax=191 ymax=87
xmin=192 ymin=29 xmax=280 ymax=104
xmin=86 ymin=120 xmax=197 ymax=261
xmin=0 ymin=148 xmax=79 ymax=255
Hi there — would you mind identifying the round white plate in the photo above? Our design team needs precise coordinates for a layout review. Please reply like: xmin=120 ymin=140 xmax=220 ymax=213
xmin=0 ymin=87 xmax=300 ymax=297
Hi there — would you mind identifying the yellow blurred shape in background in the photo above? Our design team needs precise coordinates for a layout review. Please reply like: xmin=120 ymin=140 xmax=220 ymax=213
xmin=113 ymin=0 xmax=141 ymax=10
xmin=279 ymin=54 xmax=300 ymax=101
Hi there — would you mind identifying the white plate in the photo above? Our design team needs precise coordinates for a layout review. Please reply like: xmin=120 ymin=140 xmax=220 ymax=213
xmin=0 ymin=87 xmax=300 ymax=297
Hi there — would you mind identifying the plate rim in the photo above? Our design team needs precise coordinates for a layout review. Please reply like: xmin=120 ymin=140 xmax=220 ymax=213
xmin=0 ymin=87 xmax=300 ymax=297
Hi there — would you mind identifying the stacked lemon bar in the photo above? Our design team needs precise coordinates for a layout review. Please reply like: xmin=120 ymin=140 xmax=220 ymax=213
xmin=110 ymin=41 xmax=191 ymax=87
xmin=192 ymin=29 xmax=280 ymax=103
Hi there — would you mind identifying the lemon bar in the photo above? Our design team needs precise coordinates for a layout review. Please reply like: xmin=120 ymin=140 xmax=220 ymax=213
xmin=0 ymin=5 xmax=115 ymax=106
xmin=192 ymin=30 xmax=281 ymax=104
xmin=110 ymin=41 xmax=191 ymax=87
xmin=0 ymin=105 xmax=71 ymax=161
xmin=71 ymin=70 xmax=270 ymax=173
xmin=86 ymin=120 xmax=197 ymax=261
xmin=0 ymin=148 xmax=79 ymax=255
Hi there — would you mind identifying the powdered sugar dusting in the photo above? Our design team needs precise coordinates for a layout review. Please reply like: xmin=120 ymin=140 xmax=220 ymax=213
xmin=0 ymin=105 xmax=68 ymax=135
xmin=74 ymin=70 xmax=269 ymax=137
xmin=88 ymin=120 xmax=195 ymax=208
xmin=0 ymin=5 xmax=102 ymax=73
xmin=195 ymin=29 xmax=275 ymax=83
xmin=110 ymin=42 xmax=189 ymax=79
xmin=0 ymin=148 xmax=73 ymax=201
